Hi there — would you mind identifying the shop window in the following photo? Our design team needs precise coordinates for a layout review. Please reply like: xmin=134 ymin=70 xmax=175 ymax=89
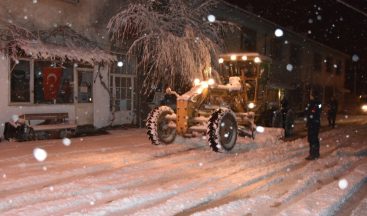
xmin=110 ymin=75 xmax=133 ymax=111
xmin=10 ymin=60 xmax=31 ymax=103
xmin=110 ymin=55 xmax=136 ymax=112
xmin=34 ymin=61 xmax=74 ymax=104
xmin=77 ymin=71 xmax=93 ymax=103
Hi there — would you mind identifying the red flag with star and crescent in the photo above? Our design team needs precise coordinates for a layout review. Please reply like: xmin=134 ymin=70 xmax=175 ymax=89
xmin=43 ymin=67 xmax=62 ymax=100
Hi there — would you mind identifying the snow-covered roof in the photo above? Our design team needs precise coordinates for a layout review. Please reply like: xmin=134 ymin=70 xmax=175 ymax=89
xmin=17 ymin=39 xmax=116 ymax=64
xmin=1 ymin=24 xmax=116 ymax=64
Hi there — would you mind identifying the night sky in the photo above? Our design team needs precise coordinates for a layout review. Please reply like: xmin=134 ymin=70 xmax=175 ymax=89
xmin=225 ymin=0 xmax=367 ymax=93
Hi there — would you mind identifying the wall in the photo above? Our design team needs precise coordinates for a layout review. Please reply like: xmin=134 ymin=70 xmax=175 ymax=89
xmin=93 ymin=65 xmax=111 ymax=128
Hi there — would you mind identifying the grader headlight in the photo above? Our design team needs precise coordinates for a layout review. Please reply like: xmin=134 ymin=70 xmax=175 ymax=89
xmin=194 ymin=78 xmax=201 ymax=86
xmin=362 ymin=104 xmax=367 ymax=113
xmin=201 ymin=81 xmax=209 ymax=89
xmin=196 ymin=87 xmax=204 ymax=94
xmin=208 ymin=78 xmax=215 ymax=85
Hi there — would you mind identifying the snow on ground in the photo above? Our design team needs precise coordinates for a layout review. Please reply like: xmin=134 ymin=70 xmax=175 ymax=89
xmin=0 ymin=115 xmax=366 ymax=216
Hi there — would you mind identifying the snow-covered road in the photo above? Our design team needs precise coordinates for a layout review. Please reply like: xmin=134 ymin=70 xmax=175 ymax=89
xmin=0 ymin=116 xmax=366 ymax=216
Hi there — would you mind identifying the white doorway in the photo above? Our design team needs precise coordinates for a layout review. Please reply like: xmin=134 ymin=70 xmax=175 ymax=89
xmin=110 ymin=74 xmax=135 ymax=125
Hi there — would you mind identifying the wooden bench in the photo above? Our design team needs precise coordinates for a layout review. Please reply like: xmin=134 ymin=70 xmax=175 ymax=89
xmin=19 ymin=113 xmax=77 ymax=139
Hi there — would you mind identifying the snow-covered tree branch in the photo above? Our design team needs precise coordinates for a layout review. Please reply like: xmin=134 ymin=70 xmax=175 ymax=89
xmin=108 ymin=0 xmax=228 ymax=93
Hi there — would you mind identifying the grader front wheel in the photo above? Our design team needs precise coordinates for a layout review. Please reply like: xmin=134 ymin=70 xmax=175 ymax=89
xmin=146 ymin=106 xmax=176 ymax=145
xmin=207 ymin=108 xmax=238 ymax=152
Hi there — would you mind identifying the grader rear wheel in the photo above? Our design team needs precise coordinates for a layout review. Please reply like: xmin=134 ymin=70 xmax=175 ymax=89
xmin=207 ymin=108 xmax=238 ymax=152
xmin=146 ymin=106 xmax=176 ymax=145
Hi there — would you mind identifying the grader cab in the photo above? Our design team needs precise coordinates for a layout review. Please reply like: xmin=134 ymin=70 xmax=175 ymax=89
xmin=146 ymin=53 xmax=272 ymax=152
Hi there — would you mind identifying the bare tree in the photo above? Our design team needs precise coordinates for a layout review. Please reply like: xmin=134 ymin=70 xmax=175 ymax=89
xmin=108 ymin=0 xmax=227 ymax=93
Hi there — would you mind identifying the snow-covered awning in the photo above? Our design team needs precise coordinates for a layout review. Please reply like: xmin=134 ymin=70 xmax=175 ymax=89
xmin=1 ymin=24 xmax=116 ymax=64
xmin=17 ymin=39 xmax=116 ymax=64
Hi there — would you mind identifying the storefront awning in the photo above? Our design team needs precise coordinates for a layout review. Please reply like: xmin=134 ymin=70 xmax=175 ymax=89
xmin=1 ymin=24 xmax=116 ymax=64
xmin=17 ymin=39 xmax=116 ymax=64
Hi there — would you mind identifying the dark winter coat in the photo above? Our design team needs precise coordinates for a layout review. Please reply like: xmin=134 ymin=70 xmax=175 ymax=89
xmin=328 ymin=98 xmax=338 ymax=115
xmin=305 ymin=99 xmax=322 ymax=127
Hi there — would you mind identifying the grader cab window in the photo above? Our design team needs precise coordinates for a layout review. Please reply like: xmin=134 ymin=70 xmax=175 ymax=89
xmin=219 ymin=61 xmax=258 ymax=83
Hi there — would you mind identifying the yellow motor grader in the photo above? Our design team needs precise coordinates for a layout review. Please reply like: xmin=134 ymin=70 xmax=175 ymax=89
xmin=146 ymin=53 xmax=272 ymax=152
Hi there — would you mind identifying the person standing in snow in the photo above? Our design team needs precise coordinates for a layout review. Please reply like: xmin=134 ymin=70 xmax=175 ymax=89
xmin=327 ymin=96 xmax=338 ymax=128
xmin=305 ymin=90 xmax=322 ymax=160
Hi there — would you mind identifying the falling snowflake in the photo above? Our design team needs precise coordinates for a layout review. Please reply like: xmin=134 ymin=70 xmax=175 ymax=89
xmin=352 ymin=54 xmax=359 ymax=62
xmin=346 ymin=134 xmax=350 ymax=138
xmin=286 ymin=64 xmax=293 ymax=71
xmin=207 ymin=14 xmax=216 ymax=22
xmin=33 ymin=148 xmax=48 ymax=162
xmin=42 ymin=166 xmax=47 ymax=171
xmin=317 ymin=15 xmax=322 ymax=20
xmin=308 ymin=18 xmax=313 ymax=24
xmin=49 ymin=186 xmax=54 ymax=191
xmin=256 ymin=126 xmax=265 ymax=133
xmin=2 ymin=173 xmax=6 ymax=179
xmin=24 ymin=16 xmax=28 ymax=20
xmin=199 ymin=162 xmax=203 ymax=167
xmin=33 ymin=0 xmax=37 ymax=3
xmin=274 ymin=28 xmax=284 ymax=37
xmin=338 ymin=179 xmax=348 ymax=189
xmin=62 ymin=138 xmax=71 ymax=146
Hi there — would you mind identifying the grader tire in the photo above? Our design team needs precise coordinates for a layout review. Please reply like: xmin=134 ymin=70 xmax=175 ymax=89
xmin=146 ymin=106 xmax=176 ymax=145
xmin=207 ymin=108 xmax=238 ymax=152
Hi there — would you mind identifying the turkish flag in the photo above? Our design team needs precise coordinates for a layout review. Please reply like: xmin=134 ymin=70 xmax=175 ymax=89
xmin=43 ymin=67 xmax=62 ymax=100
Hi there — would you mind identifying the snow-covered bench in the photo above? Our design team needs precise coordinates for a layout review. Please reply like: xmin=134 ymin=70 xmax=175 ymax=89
xmin=19 ymin=113 xmax=76 ymax=139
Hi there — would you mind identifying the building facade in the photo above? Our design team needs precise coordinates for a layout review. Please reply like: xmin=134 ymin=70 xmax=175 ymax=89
xmin=216 ymin=2 xmax=349 ymax=112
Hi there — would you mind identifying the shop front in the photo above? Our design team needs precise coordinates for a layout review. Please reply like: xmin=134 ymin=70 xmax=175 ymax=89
xmin=0 ymin=25 xmax=116 ymax=137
